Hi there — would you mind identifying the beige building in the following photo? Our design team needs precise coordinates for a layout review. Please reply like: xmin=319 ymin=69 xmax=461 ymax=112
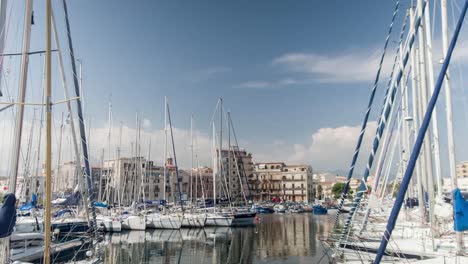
xmin=313 ymin=173 xmax=337 ymax=199
xmin=219 ymin=148 xmax=254 ymax=201
xmin=97 ymin=157 xmax=194 ymax=205
xmin=442 ymin=161 xmax=468 ymax=192
xmin=252 ymin=162 xmax=314 ymax=202
xmin=191 ymin=166 xmax=214 ymax=200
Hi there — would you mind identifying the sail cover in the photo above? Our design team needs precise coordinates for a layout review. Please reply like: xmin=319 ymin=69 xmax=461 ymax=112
xmin=19 ymin=193 xmax=37 ymax=211
xmin=0 ymin=193 xmax=16 ymax=238
xmin=453 ymin=188 xmax=468 ymax=232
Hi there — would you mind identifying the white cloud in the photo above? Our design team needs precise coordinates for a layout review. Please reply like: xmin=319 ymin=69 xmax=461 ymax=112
xmin=0 ymin=118 xmax=214 ymax=176
xmin=233 ymin=81 xmax=270 ymax=89
xmin=272 ymin=50 xmax=392 ymax=83
xmin=233 ymin=78 xmax=305 ymax=89
xmin=141 ymin=118 xmax=152 ymax=130
xmin=254 ymin=122 xmax=378 ymax=171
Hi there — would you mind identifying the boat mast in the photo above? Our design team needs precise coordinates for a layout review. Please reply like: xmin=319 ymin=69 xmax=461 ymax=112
xmin=212 ymin=123 xmax=217 ymax=211
xmin=0 ymin=0 xmax=7 ymax=97
xmin=218 ymin=98 xmax=224 ymax=202
xmin=44 ymin=0 xmax=52 ymax=262
xmin=55 ymin=112 xmax=64 ymax=193
xmin=105 ymin=98 xmax=112 ymax=203
xmin=116 ymin=122 xmax=123 ymax=210
xmin=422 ymin=0 xmax=442 ymax=199
xmin=51 ymin=9 xmax=90 ymax=225
xmin=228 ymin=111 xmax=232 ymax=200
xmin=62 ymin=0 xmax=97 ymax=231
xmin=9 ymin=0 xmax=33 ymax=194
xmin=163 ymin=97 xmax=167 ymax=210
xmin=409 ymin=7 xmax=425 ymax=223
xmin=373 ymin=1 xmax=468 ymax=261
xmin=190 ymin=114 xmax=193 ymax=204
xmin=441 ymin=0 xmax=464 ymax=253
xmin=417 ymin=0 xmax=434 ymax=224
xmin=166 ymin=102 xmax=184 ymax=212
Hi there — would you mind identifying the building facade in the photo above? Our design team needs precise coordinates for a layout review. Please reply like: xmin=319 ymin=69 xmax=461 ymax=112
xmin=219 ymin=148 xmax=254 ymax=201
xmin=442 ymin=161 xmax=468 ymax=192
xmin=252 ymin=162 xmax=314 ymax=203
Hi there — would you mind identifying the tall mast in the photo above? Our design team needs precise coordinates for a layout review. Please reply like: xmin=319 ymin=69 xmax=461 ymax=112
xmin=9 ymin=0 xmax=33 ymax=193
xmin=166 ymin=103 xmax=184 ymax=212
xmin=51 ymin=8 xmax=87 ymax=205
xmin=55 ymin=112 xmax=64 ymax=193
xmin=219 ymin=98 xmax=223 ymax=200
xmin=373 ymin=1 xmax=468 ymax=260
xmin=227 ymin=111 xmax=232 ymax=199
xmin=106 ymin=97 xmax=112 ymax=203
xmin=212 ymin=123 xmax=217 ymax=210
xmin=441 ymin=0 xmax=464 ymax=253
xmin=409 ymin=7 xmax=425 ymax=222
xmin=190 ymin=114 xmax=194 ymax=204
xmin=163 ymin=97 xmax=168 ymax=206
xmin=422 ymin=0 xmax=442 ymax=198
xmin=0 ymin=0 xmax=7 ymax=96
xmin=116 ymin=122 xmax=123 ymax=210
xmin=44 ymin=0 xmax=52 ymax=262
xmin=417 ymin=0 xmax=434 ymax=221
xmin=62 ymin=0 xmax=97 ymax=230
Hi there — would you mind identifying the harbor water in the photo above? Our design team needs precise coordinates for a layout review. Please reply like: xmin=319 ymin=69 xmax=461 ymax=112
xmin=101 ymin=212 xmax=338 ymax=263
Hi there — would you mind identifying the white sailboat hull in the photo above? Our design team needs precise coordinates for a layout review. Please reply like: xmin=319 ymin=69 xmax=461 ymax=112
xmin=205 ymin=212 xmax=256 ymax=227
xmin=205 ymin=214 xmax=234 ymax=227
xmin=146 ymin=213 xmax=182 ymax=229
xmin=181 ymin=213 xmax=206 ymax=227
xmin=97 ymin=216 xmax=122 ymax=232
xmin=121 ymin=215 xmax=146 ymax=231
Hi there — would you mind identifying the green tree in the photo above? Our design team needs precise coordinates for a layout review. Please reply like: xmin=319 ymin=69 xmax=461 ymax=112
xmin=332 ymin=182 xmax=346 ymax=199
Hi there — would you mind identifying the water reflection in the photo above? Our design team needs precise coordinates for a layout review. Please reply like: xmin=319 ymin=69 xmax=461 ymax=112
xmin=103 ymin=213 xmax=337 ymax=263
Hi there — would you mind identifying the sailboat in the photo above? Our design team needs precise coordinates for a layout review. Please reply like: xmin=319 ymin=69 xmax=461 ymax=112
xmin=145 ymin=97 xmax=183 ymax=229
xmin=205 ymin=99 xmax=256 ymax=227
xmin=181 ymin=115 xmax=207 ymax=228
xmin=320 ymin=1 xmax=468 ymax=263
xmin=0 ymin=1 xmax=98 ymax=262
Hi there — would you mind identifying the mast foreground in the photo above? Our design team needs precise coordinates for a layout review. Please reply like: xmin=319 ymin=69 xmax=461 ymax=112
xmin=44 ymin=0 xmax=52 ymax=262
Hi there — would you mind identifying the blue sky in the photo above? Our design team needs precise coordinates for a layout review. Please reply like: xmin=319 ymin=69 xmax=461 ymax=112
xmin=2 ymin=0 xmax=468 ymax=176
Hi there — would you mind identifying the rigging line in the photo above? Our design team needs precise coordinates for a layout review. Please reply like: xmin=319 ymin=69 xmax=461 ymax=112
xmin=0 ymin=0 xmax=14 ymax=97
xmin=373 ymin=0 xmax=468 ymax=262
xmin=62 ymin=0 xmax=97 ymax=232
xmin=369 ymin=10 xmax=410 ymax=197
xmin=333 ymin=0 xmax=402 ymax=227
xmin=449 ymin=0 xmax=468 ymax=135
xmin=0 ymin=49 xmax=58 ymax=56
xmin=339 ymin=0 xmax=428 ymax=244
xmin=431 ymin=0 xmax=437 ymax=40
xmin=375 ymin=67 xmax=412 ymax=199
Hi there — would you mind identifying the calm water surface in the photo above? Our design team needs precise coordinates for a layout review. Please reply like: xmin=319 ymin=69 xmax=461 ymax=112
xmin=102 ymin=213 xmax=337 ymax=263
